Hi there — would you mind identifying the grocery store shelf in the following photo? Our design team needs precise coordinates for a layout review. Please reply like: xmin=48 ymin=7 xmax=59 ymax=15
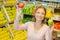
xmin=0 ymin=25 xmax=6 ymax=28
xmin=52 ymin=17 xmax=60 ymax=22
xmin=54 ymin=29 xmax=60 ymax=31
xmin=23 ymin=13 xmax=34 ymax=16
xmin=57 ymin=34 xmax=60 ymax=37
xmin=0 ymin=23 xmax=8 ymax=27
xmin=4 ymin=4 xmax=16 ymax=7
xmin=5 ymin=24 xmax=14 ymax=38
xmin=0 ymin=0 xmax=3 ymax=1
xmin=3 ymin=0 xmax=17 ymax=6
xmin=42 ymin=0 xmax=60 ymax=3
xmin=2 ymin=5 xmax=11 ymax=22
xmin=53 ymin=19 xmax=60 ymax=22
xmin=2 ymin=5 xmax=14 ymax=38
xmin=55 ymin=8 xmax=60 ymax=9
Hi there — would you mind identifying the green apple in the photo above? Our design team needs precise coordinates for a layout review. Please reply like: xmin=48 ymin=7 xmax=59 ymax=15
xmin=48 ymin=19 xmax=54 ymax=25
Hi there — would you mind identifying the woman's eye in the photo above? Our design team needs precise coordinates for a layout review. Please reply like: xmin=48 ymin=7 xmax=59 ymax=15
xmin=36 ymin=12 xmax=39 ymax=14
xmin=36 ymin=12 xmax=45 ymax=15
xmin=36 ymin=12 xmax=40 ymax=14
xmin=42 ymin=13 xmax=45 ymax=15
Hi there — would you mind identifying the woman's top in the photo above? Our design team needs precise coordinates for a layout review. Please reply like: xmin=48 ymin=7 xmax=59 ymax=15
xmin=14 ymin=17 xmax=52 ymax=40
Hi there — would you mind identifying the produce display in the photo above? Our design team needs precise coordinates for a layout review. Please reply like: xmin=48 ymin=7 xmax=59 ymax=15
xmin=0 ymin=8 xmax=7 ymax=26
xmin=0 ymin=24 xmax=27 ymax=40
xmin=0 ymin=0 xmax=60 ymax=40
xmin=4 ymin=0 xmax=16 ymax=6
xmin=10 ymin=24 xmax=27 ymax=40
xmin=45 ymin=9 xmax=53 ymax=18
xmin=22 ymin=18 xmax=32 ymax=23
xmin=54 ymin=22 xmax=60 ymax=30
xmin=0 ymin=27 xmax=11 ymax=40
xmin=22 ymin=5 xmax=35 ymax=15
xmin=5 ymin=6 xmax=16 ymax=22
xmin=0 ymin=1 xmax=2 ymax=6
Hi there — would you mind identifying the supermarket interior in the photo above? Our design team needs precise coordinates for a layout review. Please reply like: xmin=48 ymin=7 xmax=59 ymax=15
xmin=0 ymin=0 xmax=60 ymax=40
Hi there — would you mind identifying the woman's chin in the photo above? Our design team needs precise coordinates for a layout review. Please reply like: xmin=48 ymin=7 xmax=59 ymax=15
xmin=37 ymin=19 xmax=42 ymax=21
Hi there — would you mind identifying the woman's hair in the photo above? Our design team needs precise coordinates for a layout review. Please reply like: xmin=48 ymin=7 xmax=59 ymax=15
xmin=32 ymin=6 xmax=46 ymax=24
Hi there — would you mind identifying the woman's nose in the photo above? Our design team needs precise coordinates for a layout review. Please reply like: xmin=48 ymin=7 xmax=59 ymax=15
xmin=39 ymin=14 xmax=42 ymax=16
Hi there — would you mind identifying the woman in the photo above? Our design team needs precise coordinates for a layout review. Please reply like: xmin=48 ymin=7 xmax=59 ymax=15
xmin=14 ymin=6 xmax=52 ymax=40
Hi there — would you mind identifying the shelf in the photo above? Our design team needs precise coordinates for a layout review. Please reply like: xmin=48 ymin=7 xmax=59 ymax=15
xmin=53 ymin=20 xmax=60 ymax=22
xmin=0 ymin=22 xmax=8 ymax=26
xmin=52 ymin=17 xmax=60 ymax=22
xmin=5 ymin=24 xmax=14 ymax=38
xmin=54 ymin=29 xmax=60 ymax=31
xmin=0 ymin=0 xmax=3 ymax=1
xmin=2 ymin=5 xmax=11 ymax=22
xmin=42 ymin=0 xmax=60 ymax=3
xmin=57 ymin=35 xmax=60 ymax=37
xmin=55 ymin=8 xmax=60 ymax=9
xmin=3 ymin=0 xmax=17 ymax=6
xmin=4 ymin=4 xmax=16 ymax=7
xmin=0 ymin=24 xmax=6 ymax=28
xmin=23 ymin=13 xmax=34 ymax=16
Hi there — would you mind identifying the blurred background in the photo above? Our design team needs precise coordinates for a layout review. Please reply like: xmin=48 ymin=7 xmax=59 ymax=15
xmin=0 ymin=0 xmax=60 ymax=40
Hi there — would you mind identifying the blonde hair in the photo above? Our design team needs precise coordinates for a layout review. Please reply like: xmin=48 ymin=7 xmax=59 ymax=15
xmin=32 ymin=6 xmax=46 ymax=24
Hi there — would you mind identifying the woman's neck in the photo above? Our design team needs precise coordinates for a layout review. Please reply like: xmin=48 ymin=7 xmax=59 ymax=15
xmin=35 ymin=21 xmax=42 ymax=28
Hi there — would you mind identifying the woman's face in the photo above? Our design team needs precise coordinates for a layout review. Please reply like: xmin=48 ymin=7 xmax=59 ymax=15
xmin=35 ymin=8 xmax=45 ymax=21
